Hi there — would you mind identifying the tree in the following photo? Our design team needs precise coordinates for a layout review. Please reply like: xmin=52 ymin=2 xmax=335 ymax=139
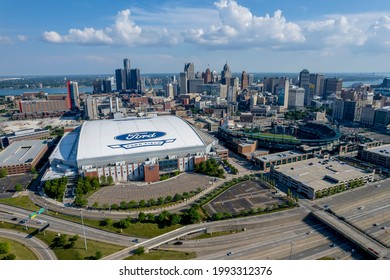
xmin=51 ymin=235 xmax=67 ymax=248
xmin=100 ymin=175 xmax=107 ymax=185
xmin=0 ymin=168 xmax=7 ymax=178
xmin=1 ymin=254 xmax=16 ymax=260
xmin=0 ymin=242 xmax=10 ymax=254
xmin=31 ymin=167 xmax=37 ymax=174
xmin=14 ymin=183 xmax=23 ymax=192
xmin=95 ymin=251 xmax=102 ymax=260
xmin=134 ymin=247 xmax=145 ymax=256
xmin=107 ymin=176 xmax=114 ymax=185
xmin=138 ymin=212 xmax=146 ymax=223
xmin=170 ymin=213 xmax=181 ymax=225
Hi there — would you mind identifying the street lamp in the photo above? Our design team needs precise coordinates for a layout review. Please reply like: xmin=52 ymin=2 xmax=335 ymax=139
xmin=290 ymin=242 xmax=294 ymax=260
xmin=80 ymin=210 xmax=87 ymax=250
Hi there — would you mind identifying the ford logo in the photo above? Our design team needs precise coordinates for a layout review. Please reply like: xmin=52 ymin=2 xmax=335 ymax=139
xmin=114 ymin=131 xmax=166 ymax=141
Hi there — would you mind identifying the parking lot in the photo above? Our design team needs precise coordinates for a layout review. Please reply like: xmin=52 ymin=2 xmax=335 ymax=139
xmin=87 ymin=173 xmax=215 ymax=205
xmin=204 ymin=180 xmax=288 ymax=216
xmin=0 ymin=174 xmax=34 ymax=198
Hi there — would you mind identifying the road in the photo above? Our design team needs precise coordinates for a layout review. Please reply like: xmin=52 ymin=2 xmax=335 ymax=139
xmin=0 ymin=204 xmax=142 ymax=247
xmin=0 ymin=229 xmax=57 ymax=260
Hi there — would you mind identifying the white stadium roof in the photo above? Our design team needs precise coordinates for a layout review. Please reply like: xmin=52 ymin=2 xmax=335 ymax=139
xmin=76 ymin=116 xmax=206 ymax=165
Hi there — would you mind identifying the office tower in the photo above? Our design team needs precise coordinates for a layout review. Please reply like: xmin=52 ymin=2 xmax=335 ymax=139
xmin=332 ymin=98 xmax=345 ymax=121
xmin=204 ymin=68 xmax=211 ymax=84
xmin=383 ymin=78 xmax=390 ymax=88
xmin=288 ymin=85 xmax=305 ymax=109
xmin=262 ymin=77 xmax=279 ymax=94
xmin=241 ymin=71 xmax=248 ymax=90
xmin=93 ymin=79 xmax=102 ymax=94
xmin=165 ymin=83 xmax=174 ymax=99
xmin=299 ymin=69 xmax=310 ymax=105
xmin=115 ymin=69 xmax=126 ymax=92
xmin=85 ymin=95 xmax=99 ymax=120
xmin=67 ymin=81 xmax=79 ymax=110
xmin=248 ymin=74 xmax=254 ymax=86
xmin=315 ymin=74 xmax=325 ymax=96
xmin=323 ymin=77 xmax=343 ymax=99
xmin=275 ymin=77 xmax=289 ymax=109
xmin=221 ymin=62 xmax=232 ymax=85
xmin=102 ymin=80 xmax=112 ymax=93
xmin=123 ymin=58 xmax=131 ymax=71
xmin=123 ymin=58 xmax=131 ymax=90
xmin=188 ymin=79 xmax=204 ymax=93
xmin=130 ymin=68 xmax=141 ymax=92
xmin=184 ymin=62 xmax=195 ymax=80
xmin=179 ymin=72 xmax=187 ymax=94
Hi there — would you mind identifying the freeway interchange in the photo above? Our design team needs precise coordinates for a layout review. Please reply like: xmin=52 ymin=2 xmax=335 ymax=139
xmin=2 ymin=177 xmax=390 ymax=260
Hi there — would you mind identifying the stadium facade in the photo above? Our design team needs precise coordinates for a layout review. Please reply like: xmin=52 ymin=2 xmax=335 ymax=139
xmin=48 ymin=116 xmax=217 ymax=182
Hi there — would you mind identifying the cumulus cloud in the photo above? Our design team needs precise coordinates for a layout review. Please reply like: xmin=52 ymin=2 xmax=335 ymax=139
xmin=16 ymin=35 xmax=28 ymax=42
xmin=184 ymin=0 xmax=305 ymax=48
xmin=0 ymin=36 xmax=13 ymax=45
xmin=42 ymin=9 xmax=177 ymax=46
xmin=365 ymin=16 xmax=390 ymax=51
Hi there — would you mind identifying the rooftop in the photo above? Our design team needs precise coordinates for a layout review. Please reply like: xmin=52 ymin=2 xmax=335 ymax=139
xmin=0 ymin=139 xmax=47 ymax=166
xmin=256 ymin=150 xmax=304 ymax=163
xmin=275 ymin=157 xmax=372 ymax=191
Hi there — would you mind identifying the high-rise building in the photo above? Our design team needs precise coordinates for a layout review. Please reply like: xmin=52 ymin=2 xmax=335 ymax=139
xmin=248 ymin=74 xmax=254 ymax=86
xmin=241 ymin=71 xmax=248 ymax=90
xmin=130 ymin=68 xmax=141 ymax=93
xmin=67 ymin=81 xmax=79 ymax=110
xmin=323 ymin=78 xmax=343 ymax=99
xmin=221 ymin=62 xmax=232 ymax=86
xmin=203 ymin=68 xmax=211 ymax=84
xmin=184 ymin=62 xmax=195 ymax=80
xmin=124 ymin=58 xmax=131 ymax=90
xmin=179 ymin=72 xmax=187 ymax=94
xmin=275 ymin=77 xmax=289 ymax=109
xmin=93 ymin=79 xmax=102 ymax=94
xmin=102 ymin=80 xmax=112 ymax=93
xmin=115 ymin=69 xmax=126 ymax=92
xmin=288 ymin=85 xmax=305 ymax=109
xmin=299 ymin=69 xmax=310 ymax=106
xmin=188 ymin=79 xmax=204 ymax=93
xmin=165 ymin=83 xmax=174 ymax=99
xmin=85 ymin=95 xmax=99 ymax=120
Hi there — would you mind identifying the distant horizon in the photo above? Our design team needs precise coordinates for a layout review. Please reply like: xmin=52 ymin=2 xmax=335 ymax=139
xmin=1 ymin=71 xmax=390 ymax=78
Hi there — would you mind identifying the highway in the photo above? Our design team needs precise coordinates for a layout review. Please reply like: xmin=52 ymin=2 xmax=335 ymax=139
xmin=0 ymin=204 xmax=142 ymax=247
xmin=0 ymin=229 xmax=57 ymax=260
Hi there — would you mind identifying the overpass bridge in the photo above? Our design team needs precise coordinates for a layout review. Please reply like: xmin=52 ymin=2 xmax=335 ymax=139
xmin=312 ymin=210 xmax=389 ymax=259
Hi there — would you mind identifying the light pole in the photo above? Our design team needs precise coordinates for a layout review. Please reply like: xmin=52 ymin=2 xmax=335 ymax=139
xmin=80 ymin=210 xmax=87 ymax=250
xmin=290 ymin=242 xmax=294 ymax=260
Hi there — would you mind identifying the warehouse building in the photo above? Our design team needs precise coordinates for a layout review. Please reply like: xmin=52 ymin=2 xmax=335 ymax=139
xmin=0 ymin=140 xmax=48 ymax=175
xmin=272 ymin=157 xmax=374 ymax=199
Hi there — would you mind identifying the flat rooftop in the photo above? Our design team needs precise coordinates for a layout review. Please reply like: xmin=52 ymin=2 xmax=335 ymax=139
xmin=274 ymin=157 xmax=372 ymax=191
xmin=366 ymin=144 xmax=390 ymax=156
xmin=256 ymin=150 xmax=305 ymax=163
xmin=0 ymin=139 xmax=47 ymax=166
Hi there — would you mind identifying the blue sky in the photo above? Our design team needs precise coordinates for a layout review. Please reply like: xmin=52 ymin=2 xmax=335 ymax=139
xmin=1 ymin=0 xmax=390 ymax=75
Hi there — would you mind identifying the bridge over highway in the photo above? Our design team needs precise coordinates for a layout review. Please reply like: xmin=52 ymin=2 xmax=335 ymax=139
xmin=312 ymin=210 xmax=389 ymax=259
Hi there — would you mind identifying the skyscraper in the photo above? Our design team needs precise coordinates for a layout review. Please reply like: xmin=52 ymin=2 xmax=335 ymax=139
xmin=275 ymin=77 xmax=289 ymax=109
xmin=123 ymin=58 xmax=131 ymax=90
xmin=115 ymin=68 xmax=126 ymax=92
xmin=299 ymin=69 xmax=310 ymax=106
xmin=85 ymin=95 xmax=98 ymax=120
xmin=323 ymin=77 xmax=343 ymax=99
xmin=203 ymin=68 xmax=211 ymax=84
xmin=179 ymin=72 xmax=187 ymax=94
xmin=241 ymin=71 xmax=248 ymax=90
xmin=67 ymin=81 xmax=79 ymax=111
xmin=92 ymin=79 xmax=102 ymax=94
xmin=130 ymin=68 xmax=141 ymax=93
xmin=221 ymin=62 xmax=232 ymax=86
xmin=102 ymin=80 xmax=112 ymax=93
xmin=184 ymin=62 xmax=195 ymax=80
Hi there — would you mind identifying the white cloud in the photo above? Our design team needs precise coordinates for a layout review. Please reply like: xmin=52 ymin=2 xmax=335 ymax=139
xmin=42 ymin=9 xmax=177 ymax=46
xmin=0 ymin=36 xmax=13 ymax=45
xmin=16 ymin=35 xmax=27 ymax=42
xmin=365 ymin=16 xmax=390 ymax=50
xmin=184 ymin=0 xmax=305 ymax=48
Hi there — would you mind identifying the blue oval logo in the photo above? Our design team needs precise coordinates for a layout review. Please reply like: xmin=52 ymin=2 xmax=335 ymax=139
xmin=114 ymin=131 xmax=166 ymax=141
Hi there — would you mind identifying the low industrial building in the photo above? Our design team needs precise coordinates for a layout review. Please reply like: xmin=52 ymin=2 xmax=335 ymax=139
xmin=358 ymin=142 xmax=390 ymax=169
xmin=272 ymin=157 xmax=374 ymax=199
xmin=255 ymin=150 xmax=309 ymax=171
xmin=0 ymin=140 xmax=48 ymax=175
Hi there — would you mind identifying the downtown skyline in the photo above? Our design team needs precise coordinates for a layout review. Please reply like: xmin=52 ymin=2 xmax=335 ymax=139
xmin=1 ymin=0 xmax=390 ymax=75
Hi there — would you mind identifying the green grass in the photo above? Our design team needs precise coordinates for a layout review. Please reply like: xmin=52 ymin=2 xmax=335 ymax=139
xmin=318 ymin=256 xmax=335 ymax=260
xmin=0 ymin=196 xmax=183 ymax=238
xmin=0 ymin=222 xmax=124 ymax=260
xmin=0 ymin=236 xmax=38 ymax=260
xmin=193 ymin=230 xmax=240 ymax=239
xmin=0 ymin=196 xmax=38 ymax=212
xmin=125 ymin=249 xmax=196 ymax=260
